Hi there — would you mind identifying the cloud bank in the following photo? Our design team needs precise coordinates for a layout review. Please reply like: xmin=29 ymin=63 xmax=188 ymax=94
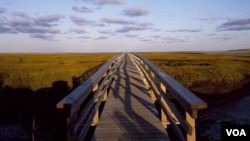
xmin=0 ymin=12 xmax=64 ymax=40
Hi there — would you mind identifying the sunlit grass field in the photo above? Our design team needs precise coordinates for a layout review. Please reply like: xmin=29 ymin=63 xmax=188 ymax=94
xmin=1 ymin=52 xmax=249 ymax=94
xmin=0 ymin=53 xmax=117 ymax=91
xmin=139 ymin=52 xmax=250 ymax=94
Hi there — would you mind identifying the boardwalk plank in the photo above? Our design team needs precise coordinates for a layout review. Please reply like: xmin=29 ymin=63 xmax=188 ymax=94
xmin=92 ymin=55 xmax=170 ymax=141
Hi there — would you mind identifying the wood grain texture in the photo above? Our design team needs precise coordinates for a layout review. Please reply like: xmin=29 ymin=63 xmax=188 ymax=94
xmin=134 ymin=54 xmax=207 ymax=118
xmin=92 ymin=55 xmax=170 ymax=141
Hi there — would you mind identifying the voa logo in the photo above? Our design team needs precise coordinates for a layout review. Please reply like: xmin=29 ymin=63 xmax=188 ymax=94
xmin=226 ymin=129 xmax=246 ymax=136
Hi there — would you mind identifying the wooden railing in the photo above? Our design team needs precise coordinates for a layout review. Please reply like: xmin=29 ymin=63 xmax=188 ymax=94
xmin=57 ymin=52 xmax=207 ymax=141
xmin=129 ymin=53 xmax=207 ymax=141
xmin=56 ymin=53 xmax=124 ymax=141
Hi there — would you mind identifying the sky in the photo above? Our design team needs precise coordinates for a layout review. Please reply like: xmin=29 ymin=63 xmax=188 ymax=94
xmin=0 ymin=0 xmax=250 ymax=53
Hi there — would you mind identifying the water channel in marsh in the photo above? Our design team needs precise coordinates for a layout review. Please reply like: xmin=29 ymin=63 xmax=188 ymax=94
xmin=196 ymin=81 xmax=250 ymax=141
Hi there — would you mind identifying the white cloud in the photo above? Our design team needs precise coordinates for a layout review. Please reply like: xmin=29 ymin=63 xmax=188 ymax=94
xmin=83 ymin=0 xmax=123 ymax=5
xmin=98 ymin=30 xmax=116 ymax=36
xmin=69 ymin=28 xmax=86 ymax=34
xmin=34 ymin=14 xmax=64 ymax=27
xmin=166 ymin=28 xmax=201 ymax=33
xmin=30 ymin=33 xmax=55 ymax=41
xmin=122 ymin=7 xmax=149 ymax=17
xmin=95 ymin=36 xmax=109 ymax=40
xmin=116 ymin=26 xmax=148 ymax=33
xmin=70 ymin=15 xmax=95 ymax=25
xmin=101 ymin=17 xmax=136 ymax=25
xmin=217 ymin=18 xmax=250 ymax=31
xmin=72 ymin=6 xmax=94 ymax=13
xmin=12 ymin=11 xmax=29 ymax=18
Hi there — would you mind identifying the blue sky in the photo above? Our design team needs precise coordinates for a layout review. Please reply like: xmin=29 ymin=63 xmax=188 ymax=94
xmin=0 ymin=0 xmax=250 ymax=53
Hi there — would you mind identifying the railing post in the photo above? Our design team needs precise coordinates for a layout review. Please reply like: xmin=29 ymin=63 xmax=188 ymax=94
xmin=56 ymin=54 xmax=125 ymax=141
xmin=103 ymin=72 xmax=107 ymax=77
xmin=91 ymin=110 xmax=99 ymax=126
xmin=130 ymin=53 xmax=207 ymax=141
xmin=161 ymin=108 xmax=168 ymax=128
xmin=159 ymin=83 xmax=168 ymax=128
xmin=145 ymin=65 xmax=149 ymax=71
xmin=102 ymin=90 xmax=108 ymax=101
xmin=145 ymin=81 xmax=157 ymax=103
xmin=160 ymin=82 xmax=171 ymax=98
xmin=93 ymin=84 xmax=98 ymax=92
xmin=160 ymin=83 xmax=166 ymax=93
xmin=151 ymin=71 xmax=155 ymax=78
xmin=186 ymin=112 xmax=196 ymax=141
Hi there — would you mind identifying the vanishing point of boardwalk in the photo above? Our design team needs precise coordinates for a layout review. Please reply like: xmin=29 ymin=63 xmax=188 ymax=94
xmin=57 ymin=53 xmax=207 ymax=141
xmin=92 ymin=55 xmax=170 ymax=141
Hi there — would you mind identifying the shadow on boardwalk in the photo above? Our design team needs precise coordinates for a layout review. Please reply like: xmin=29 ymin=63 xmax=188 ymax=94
xmin=92 ymin=55 xmax=169 ymax=141
xmin=114 ymin=68 xmax=167 ymax=140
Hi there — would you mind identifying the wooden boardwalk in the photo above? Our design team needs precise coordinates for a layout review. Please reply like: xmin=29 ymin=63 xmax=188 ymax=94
xmin=92 ymin=55 xmax=170 ymax=141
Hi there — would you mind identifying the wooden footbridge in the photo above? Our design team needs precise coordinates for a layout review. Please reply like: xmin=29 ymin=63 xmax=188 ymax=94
xmin=57 ymin=53 xmax=207 ymax=141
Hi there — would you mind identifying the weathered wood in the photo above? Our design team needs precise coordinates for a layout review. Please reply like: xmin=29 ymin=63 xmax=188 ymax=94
xmin=92 ymin=54 xmax=170 ymax=141
xmin=56 ymin=53 xmax=125 ymax=141
xmin=186 ymin=112 xmax=196 ymax=141
xmin=76 ymin=57 xmax=124 ymax=141
xmin=130 ymin=53 xmax=208 ymax=141
xmin=57 ymin=52 xmax=207 ymax=141
xmin=131 ymin=54 xmax=186 ymax=141
xmin=56 ymin=55 xmax=120 ymax=116
xmin=132 ymin=54 xmax=207 ymax=118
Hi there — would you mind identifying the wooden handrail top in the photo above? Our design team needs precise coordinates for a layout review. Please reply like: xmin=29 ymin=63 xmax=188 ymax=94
xmin=56 ymin=54 xmax=123 ymax=116
xmin=134 ymin=54 xmax=207 ymax=117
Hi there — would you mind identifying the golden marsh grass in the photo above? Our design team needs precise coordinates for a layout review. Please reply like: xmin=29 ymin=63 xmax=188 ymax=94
xmin=139 ymin=52 xmax=250 ymax=94
xmin=0 ymin=53 xmax=117 ymax=91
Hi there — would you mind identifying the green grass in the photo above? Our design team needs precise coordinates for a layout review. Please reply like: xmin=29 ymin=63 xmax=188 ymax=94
xmin=0 ymin=53 xmax=117 ymax=91
xmin=139 ymin=52 xmax=250 ymax=94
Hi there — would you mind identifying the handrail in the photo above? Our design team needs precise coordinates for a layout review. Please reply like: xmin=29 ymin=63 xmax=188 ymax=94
xmin=56 ymin=52 xmax=207 ymax=141
xmin=56 ymin=53 xmax=124 ymax=141
xmin=129 ymin=53 xmax=207 ymax=141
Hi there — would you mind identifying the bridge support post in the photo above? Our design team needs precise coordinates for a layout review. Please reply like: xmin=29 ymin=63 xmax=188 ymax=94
xmin=67 ymin=112 xmax=77 ymax=141
xmin=186 ymin=112 xmax=196 ymax=141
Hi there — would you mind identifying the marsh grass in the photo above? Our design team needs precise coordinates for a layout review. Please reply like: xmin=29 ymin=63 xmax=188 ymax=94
xmin=0 ymin=53 xmax=116 ymax=91
xmin=140 ymin=52 xmax=250 ymax=94
xmin=1 ymin=52 xmax=249 ymax=94
xmin=0 ymin=53 xmax=116 ymax=141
